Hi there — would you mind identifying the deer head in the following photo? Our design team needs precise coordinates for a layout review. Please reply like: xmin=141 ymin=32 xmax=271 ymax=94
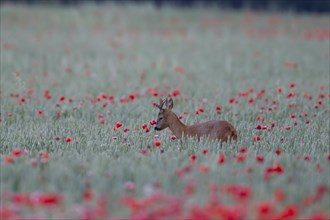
xmin=154 ymin=98 xmax=174 ymax=131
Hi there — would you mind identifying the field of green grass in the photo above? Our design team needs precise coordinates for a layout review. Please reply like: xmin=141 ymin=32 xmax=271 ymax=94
xmin=1 ymin=3 xmax=329 ymax=219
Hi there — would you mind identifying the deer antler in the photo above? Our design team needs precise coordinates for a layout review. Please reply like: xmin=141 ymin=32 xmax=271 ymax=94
xmin=155 ymin=98 xmax=166 ymax=109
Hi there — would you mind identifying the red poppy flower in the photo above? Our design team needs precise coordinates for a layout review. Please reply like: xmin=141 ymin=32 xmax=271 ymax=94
xmin=37 ymin=110 xmax=43 ymax=116
xmin=142 ymin=123 xmax=147 ymax=130
xmin=278 ymin=204 xmax=298 ymax=219
xmin=285 ymin=62 xmax=298 ymax=69
xmin=172 ymin=89 xmax=181 ymax=97
xmin=256 ymin=155 xmax=264 ymax=163
xmin=275 ymin=149 xmax=281 ymax=155
xmin=83 ymin=189 xmax=94 ymax=201
xmin=257 ymin=201 xmax=273 ymax=215
xmin=102 ymin=102 xmax=108 ymax=108
xmin=255 ymin=124 xmax=262 ymax=130
xmin=31 ymin=158 xmax=38 ymax=166
xmin=115 ymin=122 xmax=123 ymax=129
xmin=59 ymin=96 xmax=65 ymax=102
xmin=248 ymin=98 xmax=254 ymax=104
xmin=129 ymin=94 xmax=135 ymax=100
xmin=38 ymin=193 xmax=62 ymax=206
xmin=287 ymin=92 xmax=295 ymax=98
xmin=96 ymin=114 xmax=104 ymax=119
xmin=124 ymin=181 xmax=136 ymax=191
xmin=40 ymin=152 xmax=49 ymax=162
xmin=272 ymin=164 xmax=284 ymax=173
xmin=4 ymin=156 xmax=14 ymax=164
xmin=239 ymin=91 xmax=249 ymax=97
xmin=239 ymin=147 xmax=246 ymax=153
xmin=316 ymin=164 xmax=323 ymax=173
xmin=66 ymin=137 xmax=72 ymax=143
xmin=12 ymin=149 xmax=22 ymax=157
xmin=218 ymin=153 xmax=225 ymax=164
xmin=174 ymin=66 xmax=185 ymax=75
xmin=154 ymin=140 xmax=161 ymax=147
xmin=20 ymin=97 xmax=25 ymax=103
xmin=254 ymin=136 xmax=261 ymax=141
xmin=198 ymin=165 xmax=209 ymax=173
xmin=274 ymin=188 xmax=285 ymax=202
xmin=304 ymin=156 xmax=311 ymax=161
xmin=307 ymin=212 xmax=330 ymax=220
xmin=229 ymin=97 xmax=236 ymax=104
xmin=225 ymin=184 xmax=252 ymax=201
xmin=10 ymin=192 xmax=29 ymax=205
xmin=237 ymin=154 xmax=247 ymax=163
xmin=266 ymin=163 xmax=284 ymax=175
xmin=44 ymin=90 xmax=52 ymax=99
xmin=289 ymin=83 xmax=296 ymax=89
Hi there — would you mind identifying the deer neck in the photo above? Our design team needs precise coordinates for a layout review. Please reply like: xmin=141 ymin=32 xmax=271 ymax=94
xmin=168 ymin=111 xmax=187 ymax=138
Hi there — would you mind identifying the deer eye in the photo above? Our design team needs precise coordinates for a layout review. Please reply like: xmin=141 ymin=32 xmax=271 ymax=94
xmin=159 ymin=117 xmax=163 ymax=121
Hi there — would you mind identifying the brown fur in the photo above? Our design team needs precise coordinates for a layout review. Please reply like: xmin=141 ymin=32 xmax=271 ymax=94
xmin=155 ymin=98 xmax=237 ymax=143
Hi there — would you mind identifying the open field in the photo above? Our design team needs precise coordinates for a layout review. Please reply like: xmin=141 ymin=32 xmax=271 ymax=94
xmin=1 ymin=4 xmax=329 ymax=219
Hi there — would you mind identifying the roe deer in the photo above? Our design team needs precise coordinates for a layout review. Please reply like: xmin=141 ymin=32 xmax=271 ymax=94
xmin=154 ymin=98 xmax=238 ymax=143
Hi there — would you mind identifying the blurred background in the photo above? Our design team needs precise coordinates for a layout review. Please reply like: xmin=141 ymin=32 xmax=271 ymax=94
xmin=1 ymin=0 xmax=330 ymax=13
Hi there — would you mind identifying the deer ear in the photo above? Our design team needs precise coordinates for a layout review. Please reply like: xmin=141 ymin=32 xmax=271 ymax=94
xmin=167 ymin=98 xmax=174 ymax=110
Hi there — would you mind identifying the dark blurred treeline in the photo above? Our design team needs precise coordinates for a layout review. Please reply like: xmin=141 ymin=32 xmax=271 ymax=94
xmin=1 ymin=0 xmax=330 ymax=13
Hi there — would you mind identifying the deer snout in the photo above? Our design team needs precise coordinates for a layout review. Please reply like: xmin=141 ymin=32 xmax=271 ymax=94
xmin=154 ymin=126 xmax=161 ymax=131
